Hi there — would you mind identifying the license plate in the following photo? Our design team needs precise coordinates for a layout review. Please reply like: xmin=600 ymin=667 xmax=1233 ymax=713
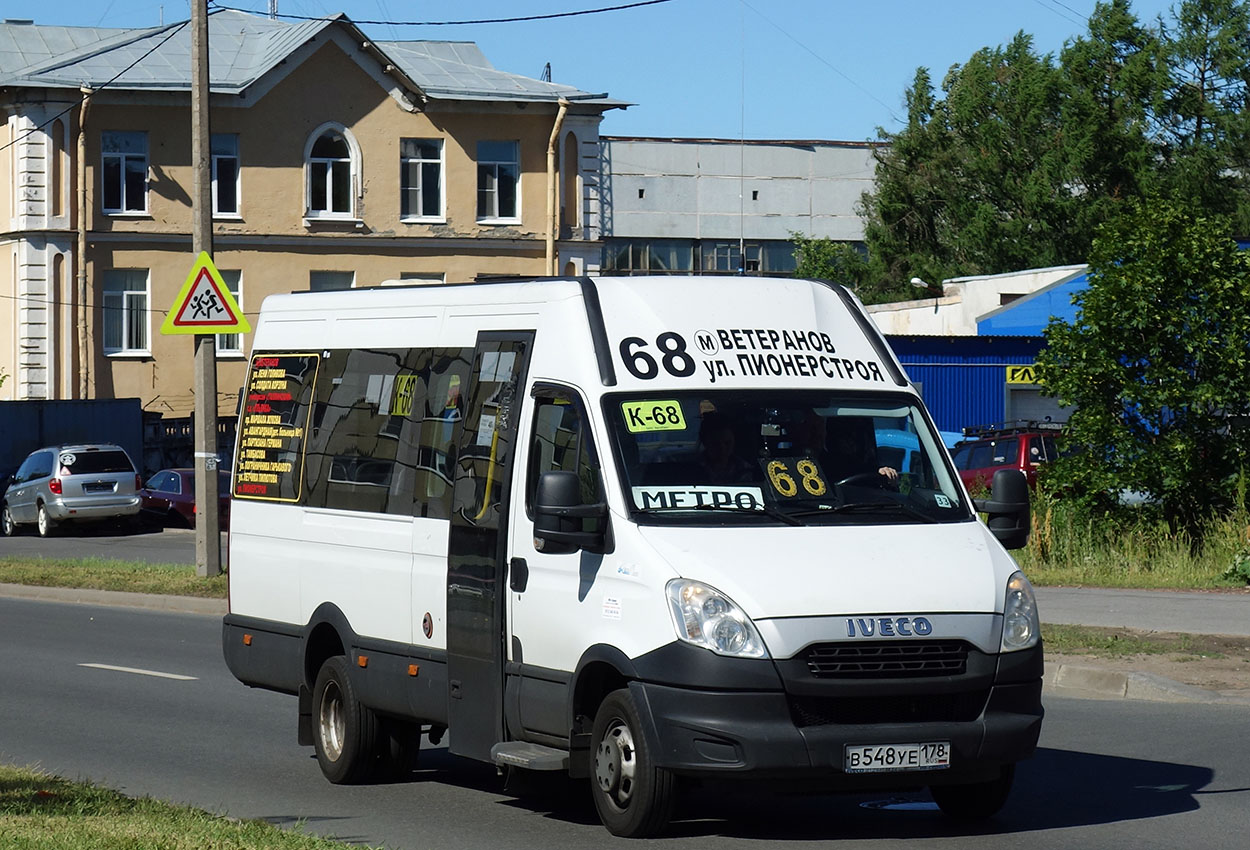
xmin=844 ymin=742 xmax=951 ymax=773
xmin=84 ymin=482 xmax=115 ymax=493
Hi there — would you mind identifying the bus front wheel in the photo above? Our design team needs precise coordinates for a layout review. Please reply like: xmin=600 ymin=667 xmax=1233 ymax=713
xmin=590 ymin=689 xmax=675 ymax=837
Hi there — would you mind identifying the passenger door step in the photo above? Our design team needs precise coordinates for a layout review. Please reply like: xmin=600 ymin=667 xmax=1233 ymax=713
xmin=490 ymin=741 xmax=569 ymax=771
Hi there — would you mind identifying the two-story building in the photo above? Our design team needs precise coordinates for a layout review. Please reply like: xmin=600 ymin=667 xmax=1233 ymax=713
xmin=1 ymin=9 xmax=621 ymax=417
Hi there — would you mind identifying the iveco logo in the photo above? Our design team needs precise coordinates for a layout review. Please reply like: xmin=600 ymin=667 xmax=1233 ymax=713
xmin=846 ymin=616 xmax=933 ymax=638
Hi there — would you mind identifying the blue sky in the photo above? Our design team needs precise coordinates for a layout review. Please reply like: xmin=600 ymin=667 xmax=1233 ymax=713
xmin=22 ymin=0 xmax=1178 ymax=141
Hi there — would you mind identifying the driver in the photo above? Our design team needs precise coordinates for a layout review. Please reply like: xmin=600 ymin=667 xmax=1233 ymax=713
xmin=822 ymin=414 xmax=899 ymax=485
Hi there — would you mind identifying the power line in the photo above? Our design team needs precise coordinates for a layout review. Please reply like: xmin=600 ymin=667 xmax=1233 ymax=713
xmin=736 ymin=0 xmax=902 ymax=125
xmin=207 ymin=0 xmax=673 ymax=26
xmin=0 ymin=21 xmax=189 ymax=155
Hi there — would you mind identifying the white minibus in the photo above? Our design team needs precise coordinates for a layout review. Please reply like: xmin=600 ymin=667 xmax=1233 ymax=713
xmin=223 ymin=275 xmax=1040 ymax=837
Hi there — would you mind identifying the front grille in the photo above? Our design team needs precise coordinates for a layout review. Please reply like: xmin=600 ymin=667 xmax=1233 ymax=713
xmin=789 ymin=690 xmax=989 ymax=727
xmin=804 ymin=641 xmax=968 ymax=679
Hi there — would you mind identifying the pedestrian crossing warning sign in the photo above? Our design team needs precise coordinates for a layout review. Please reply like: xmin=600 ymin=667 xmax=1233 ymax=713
xmin=160 ymin=252 xmax=251 ymax=335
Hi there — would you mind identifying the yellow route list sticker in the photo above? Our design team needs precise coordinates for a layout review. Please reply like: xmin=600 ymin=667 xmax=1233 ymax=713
xmin=621 ymin=400 xmax=687 ymax=433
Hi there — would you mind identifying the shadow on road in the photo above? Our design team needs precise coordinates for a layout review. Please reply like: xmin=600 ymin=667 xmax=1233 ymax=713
xmin=382 ymin=746 xmax=1212 ymax=839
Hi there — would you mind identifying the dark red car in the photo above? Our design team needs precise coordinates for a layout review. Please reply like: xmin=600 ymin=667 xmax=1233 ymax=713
xmin=140 ymin=468 xmax=231 ymax=529
xmin=949 ymin=421 xmax=1062 ymax=490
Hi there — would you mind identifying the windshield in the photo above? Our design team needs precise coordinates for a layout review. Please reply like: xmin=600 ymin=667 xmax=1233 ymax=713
xmin=605 ymin=391 xmax=970 ymax=526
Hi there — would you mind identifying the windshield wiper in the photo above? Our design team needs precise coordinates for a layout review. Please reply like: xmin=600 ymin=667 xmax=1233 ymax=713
xmin=790 ymin=501 xmax=939 ymax=523
xmin=693 ymin=503 xmax=806 ymax=526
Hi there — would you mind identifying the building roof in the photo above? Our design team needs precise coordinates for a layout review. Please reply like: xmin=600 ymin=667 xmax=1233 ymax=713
xmin=0 ymin=9 xmax=623 ymax=107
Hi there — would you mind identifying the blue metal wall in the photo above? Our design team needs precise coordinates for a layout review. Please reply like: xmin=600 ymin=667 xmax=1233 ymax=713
xmin=885 ymin=336 xmax=1045 ymax=433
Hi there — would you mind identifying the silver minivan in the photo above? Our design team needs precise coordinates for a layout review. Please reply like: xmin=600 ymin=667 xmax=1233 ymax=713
xmin=1 ymin=444 xmax=142 ymax=537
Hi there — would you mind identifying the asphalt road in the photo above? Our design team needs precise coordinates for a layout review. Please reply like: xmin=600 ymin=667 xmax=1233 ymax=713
xmin=0 ymin=524 xmax=226 ymax=567
xmin=2 ymin=596 xmax=1247 ymax=849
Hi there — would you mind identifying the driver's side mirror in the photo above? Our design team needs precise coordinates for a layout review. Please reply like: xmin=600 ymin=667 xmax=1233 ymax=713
xmin=534 ymin=470 xmax=608 ymax=554
xmin=974 ymin=469 xmax=1030 ymax=550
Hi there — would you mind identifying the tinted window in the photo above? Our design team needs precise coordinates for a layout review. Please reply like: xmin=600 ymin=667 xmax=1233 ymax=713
xmin=989 ymin=438 xmax=1019 ymax=466
xmin=950 ymin=445 xmax=971 ymax=469
xmin=31 ymin=451 xmax=56 ymax=478
xmin=968 ymin=443 xmax=994 ymax=469
xmin=527 ymin=393 xmax=603 ymax=533
xmin=60 ymin=450 xmax=133 ymax=475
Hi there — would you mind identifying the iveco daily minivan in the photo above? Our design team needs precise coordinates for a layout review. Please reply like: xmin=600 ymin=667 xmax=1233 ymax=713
xmin=222 ymin=276 xmax=1040 ymax=837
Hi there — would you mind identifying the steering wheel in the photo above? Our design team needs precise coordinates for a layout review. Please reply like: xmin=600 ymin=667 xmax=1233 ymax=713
xmin=834 ymin=472 xmax=883 ymax=487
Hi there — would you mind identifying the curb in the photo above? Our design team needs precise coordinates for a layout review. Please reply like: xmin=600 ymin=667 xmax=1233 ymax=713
xmin=1043 ymin=660 xmax=1250 ymax=706
xmin=0 ymin=582 xmax=226 ymax=616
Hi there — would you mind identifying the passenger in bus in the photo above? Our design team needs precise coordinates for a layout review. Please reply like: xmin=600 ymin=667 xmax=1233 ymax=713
xmin=697 ymin=413 xmax=755 ymax=484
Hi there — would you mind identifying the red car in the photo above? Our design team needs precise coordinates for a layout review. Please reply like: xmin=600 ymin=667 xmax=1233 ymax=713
xmin=949 ymin=421 xmax=1062 ymax=490
xmin=140 ymin=468 xmax=232 ymax=529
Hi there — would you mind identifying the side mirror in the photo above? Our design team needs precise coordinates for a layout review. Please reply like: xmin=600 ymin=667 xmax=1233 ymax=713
xmin=534 ymin=470 xmax=608 ymax=554
xmin=974 ymin=469 xmax=1030 ymax=550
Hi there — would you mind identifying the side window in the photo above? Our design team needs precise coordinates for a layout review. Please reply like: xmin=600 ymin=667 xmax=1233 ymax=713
xmin=303 ymin=348 xmax=426 ymax=516
xmin=950 ymin=445 xmax=970 ymax=470
xmin=32 ymin=451 xmax=55 ymax=479
xmin=306 ymin=126 xmax=357 ymax=218
xmin=476 ymin=140 xmax=520 ymax=222
xmin=527 ymin=391 xmax=603 ymax=530
xmin=992 ymin=438 xmax=1019 ymax=466
xmin=416 ymin=349 xmax=472 ymax=518
xmin=211 ymin=133 xmax=240 ymax=216
xmin=101 ymin=130 xmax=147 ymax=214
xmin=102 ymin=269 xmax=150 ymax=354
xmin=968 ymin=442 xmax=994 ymax=469
xmin=1042 ymin=435 xmax=1058 ymax=462
xmin=400 ymin=138 xmax=444 ymax=220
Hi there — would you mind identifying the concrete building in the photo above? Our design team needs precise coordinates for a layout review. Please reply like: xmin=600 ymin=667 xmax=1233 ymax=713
xmin=599 ymin=137 xmax=876 ymax=275
xmin=1 ymin=9 xmax=621 ymax=416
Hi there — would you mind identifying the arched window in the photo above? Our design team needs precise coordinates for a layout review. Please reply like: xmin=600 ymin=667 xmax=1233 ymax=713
xmin=306 ymin=125 xmax=358 ymax=218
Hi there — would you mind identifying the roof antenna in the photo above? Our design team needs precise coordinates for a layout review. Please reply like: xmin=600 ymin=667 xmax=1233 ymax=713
xmin=540 ymin=62 xmax=551 ymax=82
xmin=268 ymin=1 xmax=278 ymax=20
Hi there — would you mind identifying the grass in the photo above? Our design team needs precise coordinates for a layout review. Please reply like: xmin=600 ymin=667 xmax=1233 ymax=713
xmin=1013 ymin=500 xmax=1250 ymax=589
xmin=0 ymin=764 xmax=376 ymax=849
xmin=0 ymin=557 xmax=226 ymax=598
xmin=1041 ymin=623 xmax=1250 ymax=663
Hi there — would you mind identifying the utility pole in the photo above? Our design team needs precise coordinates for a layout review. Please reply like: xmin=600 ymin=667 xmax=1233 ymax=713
xmin=191 ymin=0 xmax=221 ymax=577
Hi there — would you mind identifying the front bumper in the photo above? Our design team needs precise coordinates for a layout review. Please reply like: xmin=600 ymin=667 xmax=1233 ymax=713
xmin=626 ymin=642 xmax=1043 ymax=787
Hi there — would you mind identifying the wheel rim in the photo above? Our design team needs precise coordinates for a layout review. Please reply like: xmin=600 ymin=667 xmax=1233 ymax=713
xmin=37 ymin=506 xmax=49 ymax=535
xmin=594 ymin=718 xmax=637 ymax=808
xmin=318 ymin=680 xmax=346 ymax=762
xmin=2 ymin=507 xmax=11 ymax=535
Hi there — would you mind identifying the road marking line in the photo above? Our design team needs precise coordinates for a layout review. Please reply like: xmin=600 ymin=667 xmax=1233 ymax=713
xmin=78 ymin=663 xmax=197 ymax=681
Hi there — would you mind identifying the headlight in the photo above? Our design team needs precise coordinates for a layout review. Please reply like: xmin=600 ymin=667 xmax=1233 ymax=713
xmin=666 ymin=579 xmax=769 ymax=659
xmin=1001 ymin=570 xmax=1040 ymax=652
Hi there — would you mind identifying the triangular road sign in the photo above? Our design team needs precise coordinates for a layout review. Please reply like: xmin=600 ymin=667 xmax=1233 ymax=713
xmin=161 ymin=252 xmax=252 ymax=335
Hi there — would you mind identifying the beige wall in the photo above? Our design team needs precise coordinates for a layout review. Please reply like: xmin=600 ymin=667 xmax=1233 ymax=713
xmin=68 ymin=39 xmax=589 ymax=417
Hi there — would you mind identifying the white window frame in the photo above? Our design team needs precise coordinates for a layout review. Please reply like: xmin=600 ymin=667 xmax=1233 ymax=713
xmin=102 ymin=269 xmax=150 ymax=355
xmin=216 ymin=269 xmax=243 ymax=355
xmin=304 ymin=123 xmax=360 ymax=220
xmin=101 ymin=131 xmax=148 ymax=215
xmin=476 ymin=140 xmax=520 ymax=224
xmin=400 ymin=138 xmax=445 ymax=222
xmin=211 ymin=133 xmax=241 ymax=218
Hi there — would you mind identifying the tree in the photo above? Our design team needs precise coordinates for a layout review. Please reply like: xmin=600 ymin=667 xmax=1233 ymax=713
xmin=1035 ymin=196 xmax=1250 ymax=544
xmin=1158 ymin=0 xmax=1250 ymax=231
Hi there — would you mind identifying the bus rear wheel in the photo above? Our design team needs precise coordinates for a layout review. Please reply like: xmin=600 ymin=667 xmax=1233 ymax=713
xmin=312 ymin=655 xmax=381 ymax=784
xmin=590 ymin=689 xmax=675 ymax=838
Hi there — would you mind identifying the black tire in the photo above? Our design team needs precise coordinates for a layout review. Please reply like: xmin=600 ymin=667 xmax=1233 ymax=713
xmin=36 ymin=503 xmax=58 ymax=538
xmin=312 ymin=656 xmax=382 ymax=784
xmin=376 ymin=719 xmax=422 ymax=781
xmin=590 ymin=689 xmax=676 ymax=838
xmin=930 ymin=764 xmax=1015 ymax=820
xmin=1 ymin=503 xmax=16 ymax=536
